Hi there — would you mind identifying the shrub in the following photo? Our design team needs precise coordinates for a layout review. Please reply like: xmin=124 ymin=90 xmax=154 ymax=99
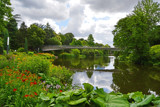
xmin=0 ymin=55 xmax=9 ymax=69
xmin=28 ymin=51 xmax=34 ymax=55
xmin=71 ymin=49 xmax=80 ymax=57
xmin=17 ymin=47 xmax=25 ymax=52
xmin=49 ymin=65 xmax=73 ymax=84
xmin=150 ymin=45 xmax=160 ymax=66
xmin=59 ymin=52 xmax=74 ymax=58
xmin=0 ymin=37 xmax=3 ymax=54
xmin=18 ymin=56 xmax=52 ymax=74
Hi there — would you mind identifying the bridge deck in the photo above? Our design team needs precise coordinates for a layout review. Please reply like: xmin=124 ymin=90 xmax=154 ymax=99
xmin=42 ymin=45 xmax=119 ymax=51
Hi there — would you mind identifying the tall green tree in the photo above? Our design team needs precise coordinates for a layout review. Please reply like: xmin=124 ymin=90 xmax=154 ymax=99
xmin=113 ymin=0 xmax=160 ymax=64
xmin=17 ymin=22 xmax=28 ymax=47
xmin=87 ymin=34 xmax=94 ymax=46
xmin=27 ymin=24 xmax=46 ymax=50
xmin=24 ymin=37 xmax=28 ymax=53
xmin=0 ymin=0 xmax=12 ymax=34
xmin=7 ymin=17 xmax=18 ymax=49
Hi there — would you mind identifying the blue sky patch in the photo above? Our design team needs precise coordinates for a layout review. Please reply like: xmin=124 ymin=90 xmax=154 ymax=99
xmin=93 ymin=16 xmax=110 ymax=21
xmin=56 ymin=18 xmax=70 ymax=27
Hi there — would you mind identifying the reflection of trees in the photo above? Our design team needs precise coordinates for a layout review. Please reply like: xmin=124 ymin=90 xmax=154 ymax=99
xmin=111 ymin=63 xmax=160 ymax=95
xmin=86 ymin=71 xmax=93 ymax=78
xmin=54 ymin=56 xmax=110 ymax=70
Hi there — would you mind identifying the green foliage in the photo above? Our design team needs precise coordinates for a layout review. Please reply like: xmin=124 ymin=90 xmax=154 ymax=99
xmin=63 ymin=33 xmax=74 ymax=45
xmin=59 ymin=52 xmax=74 ymax=58
xmin=87 ymin=34 xmax=94 ymax=46
xmin=28 ymin=51 xmax=34 ymax=55
xmin=24 ymin=37 xmax=28 ymax=53
xmin=49 ymin=65 xmax=73 ymax=84
xmin=27 ymin=24 xmax=46 ymax=50
xmin=150 ymin=44 xmax=160 ymax=65
xmin=38 ymin=84 xmax=160 ymax=107
xmin=7 ymin=17 xmax=18 ymax=49
xmin=18 ymin=56 xmax=52 ymax=74
xmin=0 ymin=0 xmax=12 ymax=34
xmin=17 ymin=47 xmax=25 ymax=52
xmin=71 ymin=49 xmax=80 ymax=57
xmin=113 ymin=0 xmax=160 ymax=64
xmin=0 ymin=37 xmax=4 ymax=54
xmin=46 ymin=37 xmax=62 ymax=45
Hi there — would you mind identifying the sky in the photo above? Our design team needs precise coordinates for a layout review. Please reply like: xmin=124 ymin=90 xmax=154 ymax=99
xmin=10 ymin=0 xmax=160 ymax=47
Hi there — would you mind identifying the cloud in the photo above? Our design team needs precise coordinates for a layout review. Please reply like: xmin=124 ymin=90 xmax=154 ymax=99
xmin=81 ymin=0 xmax=139 ymax=13
xmin=11 ymin=0 xmax=69 ymax=21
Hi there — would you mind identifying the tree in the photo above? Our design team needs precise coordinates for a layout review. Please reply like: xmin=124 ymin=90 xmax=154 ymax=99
xmin=0 ymin=0 xmax=12 ymax=34
xmin=24 ymin=37 xmax=28 ymax=54
xmin=70 ymin=38 xmax=82 ymax=46
xmin=17 ymin=22 xmax=28 ymax=47
xmin=27 ymin=24 xmax=46 ymax=50
xmin=113 ymin=0 xmax=160 ymax=64
xmin=87 ymin=34 xmax=94 ymax=46
xmin=64 ymin=33 xmax=74 ymax=45
xmin=44 ymin=23 xmax=55 ymax=44
xmin=7 ymin=17 xmax=18 ymax=49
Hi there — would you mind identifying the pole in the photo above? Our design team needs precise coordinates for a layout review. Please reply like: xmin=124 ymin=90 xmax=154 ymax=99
xmin=7 ymin=37 xmax=9 ymax=54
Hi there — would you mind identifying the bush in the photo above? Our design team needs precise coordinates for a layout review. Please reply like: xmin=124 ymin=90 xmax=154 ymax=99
xmin=0 ymin=55 xmax=9 ymax=69
xmin=150 ymin=45 xmax=160 ymax=66
xmin=18 ymin=56 xmax=52 ymax=74
xmin=28 ymin=51 xmax=34 ymax=55
xmin=0 ymin=37 xmax=3 ymax=54
xmin=71 ymin=49 xmax=80 ymax=57
xmin=59 ymin=52 xmax=74 ymax=58
xmin=17 ymin=47 xmax=25 ymax=52
xmin=49 ymin=65 xmax=73 ymax=84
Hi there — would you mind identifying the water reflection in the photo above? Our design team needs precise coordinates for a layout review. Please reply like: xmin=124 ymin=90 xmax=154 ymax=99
xmin=54 ymin=56 xmax=160 ymax=95
xmin=72 ymin=71 xmax=113 ymax=93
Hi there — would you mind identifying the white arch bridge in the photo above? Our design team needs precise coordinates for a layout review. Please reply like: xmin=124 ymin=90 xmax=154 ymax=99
xmin=42 ymin=45 xmax=119 ymax=51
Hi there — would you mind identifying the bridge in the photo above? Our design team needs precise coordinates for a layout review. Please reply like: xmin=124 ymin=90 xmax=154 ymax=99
xmin=42 ymin=45 xmax=119 ymax=51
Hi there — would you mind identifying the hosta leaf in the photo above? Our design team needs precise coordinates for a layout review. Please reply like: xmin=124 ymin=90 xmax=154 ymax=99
xmin=56 ymin=95 xmax=70 ymax=103
xmin=83 ymin=83 xmax=94 ymax=93
xmin=92 ymin=94 xmax=129 ymax=107
xmin=39 ymin=93 xmax=50 ymax=101
xmin=68 ymin=98 xmax=87 ymax=105
xmin=152 ymin=100 xmax=160 ymax=105
xmin=128 ymin=91 xmax=144 ymax=103
xmin=130 ymin=94 xmax=154 ymax=107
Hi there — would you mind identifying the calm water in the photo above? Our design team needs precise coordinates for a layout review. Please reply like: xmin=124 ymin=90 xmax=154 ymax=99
xmin=54 ymin=56 xmax=160 ymax=95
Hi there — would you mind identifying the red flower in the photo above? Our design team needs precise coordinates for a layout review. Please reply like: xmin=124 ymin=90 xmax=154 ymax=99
xmin=24 ymin=95 xmax=29 ymax=97
xmin=5 ymin=82 xmax=8 ymax=84
xmin=33 ymin=81 xmax=37 ymax=85
xmin=34 ymin=92 xmax=38 ymax=96
xmin=13 ymin=88 xmax=17 ymax=92
xmin=8 ymin=74 xmax=12 ymax=76
xmin=22 ymin=79 xmax=27 ymax=82
xmin=17 ymin=77 xmax=20 ymax=79
xmin=60 ymin=90 xmax=63 ymax=93
xmin=30 ymin=82 xmax=34 ymax=86
xmin=38 ymin=76 xmax=42 ymax=79
xmin=0 ymin=73 xmax=2 ymax=76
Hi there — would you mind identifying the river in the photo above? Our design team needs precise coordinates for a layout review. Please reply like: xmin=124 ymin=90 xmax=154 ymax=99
xmin=54 ymin=56 xmax=160 ymax=95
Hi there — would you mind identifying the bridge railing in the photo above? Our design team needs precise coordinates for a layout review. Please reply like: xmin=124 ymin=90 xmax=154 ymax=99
xmin=42 ymin=45 xmax=119 ymax=51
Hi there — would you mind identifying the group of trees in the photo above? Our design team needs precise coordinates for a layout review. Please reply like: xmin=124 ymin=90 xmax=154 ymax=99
xmin=113 ymin=0 xmax=160 ymax=64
